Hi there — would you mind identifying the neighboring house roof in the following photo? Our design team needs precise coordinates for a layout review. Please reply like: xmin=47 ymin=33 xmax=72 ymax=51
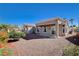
xmin=36 ymin=17 xmax=68 ymax=26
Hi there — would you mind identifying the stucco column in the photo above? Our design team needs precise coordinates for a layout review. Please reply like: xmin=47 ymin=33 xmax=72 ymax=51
xmin=56 ymin=21 xmax=59 ymax=38
xmin=65 ymin=23 xmax=68 ymax=36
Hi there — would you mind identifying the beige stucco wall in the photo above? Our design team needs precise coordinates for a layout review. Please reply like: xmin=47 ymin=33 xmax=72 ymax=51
xmin=36 ymin=25 xmax=56 ymax=37
xmin=36 ymin=19 xmax=69 ymax=37
xmin=24 ymin=26 xmax=33 ymax=33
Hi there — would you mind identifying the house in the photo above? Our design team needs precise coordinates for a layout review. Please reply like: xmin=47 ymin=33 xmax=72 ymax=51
xmin=7 ymin=25 xmax=21 ymax=32
xmin=35 ymin=17 xmax=69 ymax=38
xmin=23 ymin=24 xmax=36 ymax=34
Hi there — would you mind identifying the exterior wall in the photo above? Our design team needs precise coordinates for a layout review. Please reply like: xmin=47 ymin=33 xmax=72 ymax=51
xmin=36 ymin=26 xmax=50 ymax=37
xmin=23 ymin=26 xmax=34 ymax=34
xmin=27 ymin=27 xmax=33 ymax=33
xmin=36 ymin=25 xmax=56 ymax=37
xmin=36 ymin=19 xmax=69 ymax=38
xmin=58 ymin=20 xmax=69 ymax=37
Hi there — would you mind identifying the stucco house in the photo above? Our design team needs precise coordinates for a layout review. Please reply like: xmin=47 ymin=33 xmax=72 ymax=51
xmin=23 ymin=24 xmax=36 ymax=34
xmin=35 ymin=17 xmax=69 ymax=38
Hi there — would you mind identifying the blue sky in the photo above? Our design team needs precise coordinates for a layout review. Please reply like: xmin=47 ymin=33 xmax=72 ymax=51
xmin=0 ymin=3 xmax=79 ymax=26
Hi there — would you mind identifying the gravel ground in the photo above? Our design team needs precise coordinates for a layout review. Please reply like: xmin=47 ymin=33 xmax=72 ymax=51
xmin=11 ymin=36 xmax=74 ymax=56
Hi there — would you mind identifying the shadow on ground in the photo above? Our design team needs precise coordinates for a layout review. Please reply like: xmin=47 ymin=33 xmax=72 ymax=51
xmin=66 ymin=35 xmax=79 ymax=45
xmin=23 ymin=33 xmax=50 ymax=40
xmin=8 ymin=40 xmax=18 ymax=43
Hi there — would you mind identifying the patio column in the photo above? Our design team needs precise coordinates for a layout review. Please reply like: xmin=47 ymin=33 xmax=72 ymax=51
xmin=65 ymin=23 xmax=68 ymax=36
xmin=56 ymin=21 xmax=59 ymax=38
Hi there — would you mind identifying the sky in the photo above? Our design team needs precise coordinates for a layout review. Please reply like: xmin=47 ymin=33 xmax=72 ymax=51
xmin=0 ymin=3 xmax=79 ymax=26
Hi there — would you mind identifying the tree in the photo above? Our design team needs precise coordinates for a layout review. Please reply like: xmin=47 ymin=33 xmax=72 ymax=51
xmin=0 ymin=24 xmax=10 ymax=32
xmin=69 ymin=19 xmax=74 ymax=27
xmin=69 ymin=19 xmax=74 ymax=32
xmin=73 ymin=25 xmax=76 ymax=27
xmin=0 ymin=24 xmax=18 ymax=32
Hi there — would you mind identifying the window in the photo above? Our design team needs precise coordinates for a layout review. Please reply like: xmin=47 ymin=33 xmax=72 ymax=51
xmin=52 ymin=28 xmax=55 ymax=34
xmin=52 ymin=30 xmax=55 ymax=34
xmin=44 ymin=27 xmax=46 ymax=32
xmin=63 ymin=28 xmax=65 ymax=33
xmin=37 ymin=28 xmax=39 ymax=32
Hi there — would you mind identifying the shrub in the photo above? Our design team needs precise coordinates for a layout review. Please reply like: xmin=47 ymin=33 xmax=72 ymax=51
xmin=0 ymin=31 xmax=8 ymax=43
xmin=0 ymin=48 xmax=13 ymax=56
xmin=8 ymin=31 xmax=25 ymax=38
xmin=63 ymin=46 xmax=79 ymax=56
xmin=8 ymin=31 xmax=19 ymax=38
xmin=0 ymin=31 xmax=14 ymax=56
xmin=18 ymin=32 xmax=26 ymax=38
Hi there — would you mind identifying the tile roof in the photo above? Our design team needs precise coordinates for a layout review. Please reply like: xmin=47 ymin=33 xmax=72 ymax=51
xmin=36 ymin=17 xmax=67 ymax=26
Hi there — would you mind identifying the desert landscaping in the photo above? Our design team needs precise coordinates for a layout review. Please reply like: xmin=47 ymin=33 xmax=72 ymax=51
xmin=7 ymin=33 xmax=77 ymax=56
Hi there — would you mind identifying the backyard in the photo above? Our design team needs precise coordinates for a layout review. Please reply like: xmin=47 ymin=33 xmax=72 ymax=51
xmin=0 ymin=24 xmax=79 ymax=56
xmin=8 ymin=34 xmax=75 ymax=56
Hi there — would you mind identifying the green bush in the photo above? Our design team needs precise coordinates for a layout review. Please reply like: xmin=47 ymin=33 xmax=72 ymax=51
xmin=17 ymin=32 xmax=26 ymax=38
xmin=63 ymin=46 xmax=79 ymax=56
xmin=8 ymin=31 xmax=25 ymax=38
xmin=0 ymin=48 xmax=13 ymax=56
